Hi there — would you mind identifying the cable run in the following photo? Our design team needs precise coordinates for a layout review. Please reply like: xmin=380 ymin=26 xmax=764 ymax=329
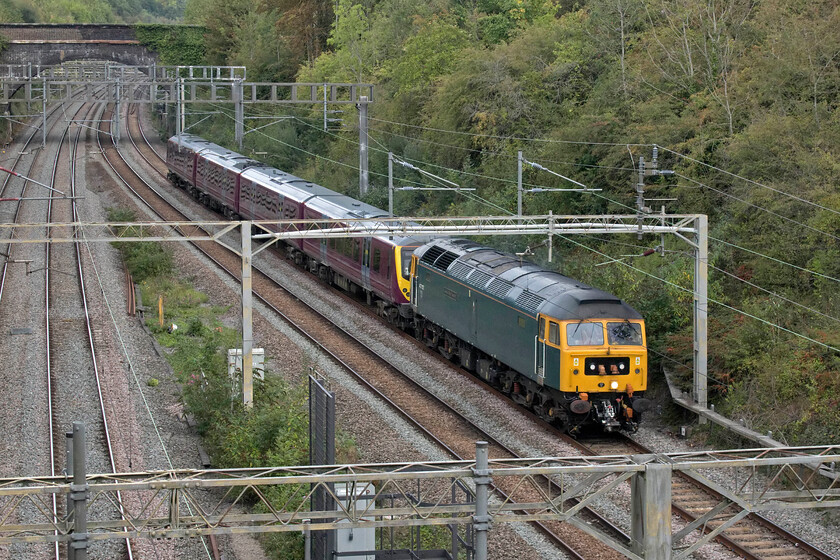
xmin=555 ymin=234 xmax=840 ymax=354
xmin=710 ymin=236 xmax=840 ymax=285
xmin=709 ymin=263 xmax=840 ymax=325
xmin=367 ymin=116 xmax=655 ymax=147
xmin=674 ymin=173 xmax=840 ymax=243
xmin=661 ymin=146 xmax=840 ymax=218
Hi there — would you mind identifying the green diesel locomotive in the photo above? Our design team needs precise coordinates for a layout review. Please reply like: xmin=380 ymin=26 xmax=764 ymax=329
xmin=410 ymin=238 xmax=650 ymax=433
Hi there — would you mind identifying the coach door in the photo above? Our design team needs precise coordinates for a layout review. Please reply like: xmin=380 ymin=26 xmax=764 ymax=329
xmin=535 ymin=315 xmax=546 ymax=384
xmin=361 ymin=238 xmax=372 ymax=291
xmin=319 ymin=216 xmax=328 ymax=262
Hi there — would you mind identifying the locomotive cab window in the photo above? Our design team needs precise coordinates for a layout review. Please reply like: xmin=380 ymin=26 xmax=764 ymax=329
xmin=607 ymin=322 xmax=643 ymax=345
xmin=566 ymin=322 xmax=604 ymax=346
xmin=548 ymin=322 xmax=560 ymax=345
xmin=539 ymin=317 xmax=561 ymax=346
xmin=400 ymin=247 xmax=414 ymax=280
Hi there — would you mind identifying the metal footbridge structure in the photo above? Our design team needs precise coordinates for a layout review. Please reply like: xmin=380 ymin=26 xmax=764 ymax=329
xmin=1 ymin=434 xmax=838 ymax=560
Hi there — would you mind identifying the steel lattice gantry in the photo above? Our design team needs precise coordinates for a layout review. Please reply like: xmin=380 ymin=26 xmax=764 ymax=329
xmin=0 ymin=214 xmax=710 ymax=414
xmin=0 ymin=444 xmax=838 ymax=560
xmin=0 ymin=63 xmax=373 ymax=154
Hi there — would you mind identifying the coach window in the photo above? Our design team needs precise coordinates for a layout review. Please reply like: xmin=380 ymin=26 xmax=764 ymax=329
xmin=372 ymin=248 xmax=381 ymax=273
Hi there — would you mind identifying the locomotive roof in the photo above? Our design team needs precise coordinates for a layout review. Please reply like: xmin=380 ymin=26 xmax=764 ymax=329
xmin=415 ymin=238 xmax=643 ymax=321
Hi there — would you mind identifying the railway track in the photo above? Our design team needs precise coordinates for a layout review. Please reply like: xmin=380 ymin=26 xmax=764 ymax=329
xmin=111 ymin=92 xmax=224 ymax=560
xmin=47 ymin=99 xmax=133 ymax=559
xmin=122 ymin=103 xmax=837 ymax=560
xmin=572 ymin=434 xmax=834 ymax=560
xmin=0 ymin=72 xmax=85 ymax=560
xmin=114 ymin=102 xmax=638 ymax=559
xmin=414 ymin=335 xmax=837 ymax=560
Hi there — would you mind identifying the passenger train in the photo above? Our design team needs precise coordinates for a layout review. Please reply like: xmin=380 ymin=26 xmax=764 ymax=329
xmin=166 ymin=134 xmax=651 ymax=433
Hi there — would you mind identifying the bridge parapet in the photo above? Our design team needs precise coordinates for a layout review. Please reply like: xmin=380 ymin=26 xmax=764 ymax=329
xmin=0 ymin=23 xmax=138 ymax=42
xmin=0 ymin=24 xmax=206 ymax=68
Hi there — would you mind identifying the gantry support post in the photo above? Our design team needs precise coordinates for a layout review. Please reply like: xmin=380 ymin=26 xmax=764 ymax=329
xmin=113 ymin=76 xmax=121 ymax=144
xmin=388 ymin=151 xmax=394 ymax=216
xmin=65 ymin=431 xmax=74 ymax=560
xmin=358 ymin=95 xmax=369 ymax=197
xmin=41 ymin=77 xmax=47 ymax=148
xmin=235 ymin=79 xmax=244 ymax=150
xmin=517 ymin=150 xmax=523 ymax=218
xmin=177 ymin=78 xmax=185 ymax=145
xmin=69 ymin=422 xmax=88 ymax=560
xmin=473 ymin=442 xmax=490 ymax=560
xmin=694 ymin=215 xmax=709 ymax=416
xmin=241 ymin=221 xmax=254 ymax=408
xmin=631 ymin=457 xmax=671 ymax=560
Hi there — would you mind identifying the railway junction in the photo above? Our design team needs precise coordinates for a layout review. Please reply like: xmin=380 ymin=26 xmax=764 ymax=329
xmin=0 ymin=56 xmax=838 ymax=560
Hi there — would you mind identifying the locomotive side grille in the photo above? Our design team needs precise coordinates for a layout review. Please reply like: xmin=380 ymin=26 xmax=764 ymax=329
xmin=468 ymin=271 xmax=492 ymax=288
xmin=420 ymin=246 xmax=459 ymax=271
xmin=515 ymin=291 xmax=545 ymax=314
xmin=486 ymin=278 xmax=513 ymax=298
xmin=435 ymin=251 xmax=459 ymax=270
xmin=420 ymin=246 xmax=445 ymax=265
xmin=449 ymin=262 xmax=472 ymax=280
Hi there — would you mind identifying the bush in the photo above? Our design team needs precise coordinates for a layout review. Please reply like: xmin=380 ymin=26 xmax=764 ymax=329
xmin=107 ymin=207 xmax=174 ymax=281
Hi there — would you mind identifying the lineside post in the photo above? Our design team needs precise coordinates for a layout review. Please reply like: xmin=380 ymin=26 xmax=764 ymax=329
xmin=694 ymin=215 xmax=709 ymax=417
xmin=69 ymin=422 xmax=89 ymax=560
xmin=473 ymin=441 xmax=491 ymax=560
xmin=234 ymin=79 xmax=244 ymax=150
xmin=41 ymin=77 xmax=46 ymax=147
xmin=517 ymin=150 xmax=523 ymax=218
xmin=358 ymin=95 xmax=369 ymax=197
xmin=241 ymin=221 xmax=254 ymax=408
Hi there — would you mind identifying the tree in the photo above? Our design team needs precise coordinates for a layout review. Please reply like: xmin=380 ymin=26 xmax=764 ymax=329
xmin=587 ymin=0 xmax=644 ymax=99
xmin=640 ymin=0 xmax=756 ymax=135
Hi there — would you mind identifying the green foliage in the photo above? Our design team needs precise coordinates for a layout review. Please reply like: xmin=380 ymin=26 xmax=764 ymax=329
xmin=183 ymin=0 xmax=840 ymax=446
xmin=134 ymin=23 xmax=206 ymax=64
xmin=0 ymin=0 xmax=185 ymax=23
xmin=107 ymin=207 xmax=174 ymax=281
xmin=382 ymin=16 xmax=468 ymax=96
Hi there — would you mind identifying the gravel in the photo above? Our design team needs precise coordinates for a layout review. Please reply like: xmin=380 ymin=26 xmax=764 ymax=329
xmin=5 ymin=95 xmax=837 ymax=560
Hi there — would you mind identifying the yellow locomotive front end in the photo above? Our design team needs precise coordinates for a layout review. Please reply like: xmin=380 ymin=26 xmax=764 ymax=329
xmin=543 ymin=317 xmax=648 ymax=432
xmin=558 ymin=318 xmax=647 ymax=394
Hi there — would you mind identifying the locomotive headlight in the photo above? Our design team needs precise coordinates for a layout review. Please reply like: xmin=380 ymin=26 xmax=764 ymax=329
xmin=610 ymin=381 xmax=619 ymax=390
xmin=619 ymin=363 xmax=625 ymax=370
xmin=589 ymin=364 xmax=595 ymax=371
